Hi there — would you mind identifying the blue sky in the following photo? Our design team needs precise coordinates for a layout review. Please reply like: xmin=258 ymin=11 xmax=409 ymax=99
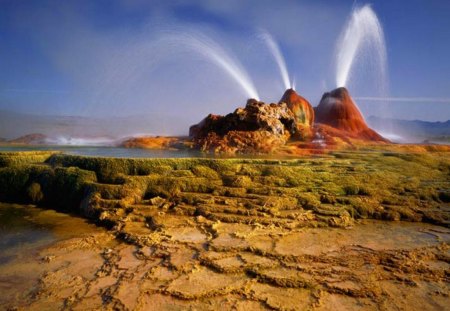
xmin=0 ymin=0 xmax=449 ymax=130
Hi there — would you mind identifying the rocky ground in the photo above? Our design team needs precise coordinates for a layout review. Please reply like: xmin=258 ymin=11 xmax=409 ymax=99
xmin=0 ymin=150 xmax=449 ymax=310
xmin=1 ymin=215 xmax=448 ymax=310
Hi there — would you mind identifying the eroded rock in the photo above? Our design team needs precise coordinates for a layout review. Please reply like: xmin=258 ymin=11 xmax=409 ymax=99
xmin=189 ymin=99 xmax=298 ymax=153
xmin=280 ymin=88 xmax=315 ymax=139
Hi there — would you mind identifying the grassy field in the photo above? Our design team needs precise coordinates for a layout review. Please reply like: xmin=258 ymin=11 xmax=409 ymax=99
xmin=0 ymin=150 xmax=448 ymax=229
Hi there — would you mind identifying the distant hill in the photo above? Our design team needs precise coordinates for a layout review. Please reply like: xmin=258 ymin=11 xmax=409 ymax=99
xmin=8 ymin=133 xmax=48 ymax=144
xmin=368 ymin=116 xmax=450 ymax=143
xmin=0 ymin=110 xmax=187 ymax=141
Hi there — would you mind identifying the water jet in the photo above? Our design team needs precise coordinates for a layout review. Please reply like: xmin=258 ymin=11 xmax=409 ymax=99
xmin=163 ymin=32 xmax=260 ymax=100
xmin=316 ymin=4 xmax=389 ymax=142
xmin=260 ymin=30 xmax=292 ymax=90
xmin=335 ymin=4 xmax=387 ymax=89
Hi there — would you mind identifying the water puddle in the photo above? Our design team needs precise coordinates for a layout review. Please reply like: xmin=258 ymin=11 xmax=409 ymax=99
xmin=0 ymin=203 xmax=114 ymax=310
xmin=0 ymin=203 xmax=103 ymax=265
xmin=0 ymin=203 xmax=100 ymax=265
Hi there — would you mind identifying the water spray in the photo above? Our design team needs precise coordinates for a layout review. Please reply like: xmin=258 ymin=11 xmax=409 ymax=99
xmin=259 ymin=30 xmax=292 ymax=90
xmin=164 ymin=31 xmax=260 ymax=100
xmin=335 ymin=4 xmax=387 ymax=89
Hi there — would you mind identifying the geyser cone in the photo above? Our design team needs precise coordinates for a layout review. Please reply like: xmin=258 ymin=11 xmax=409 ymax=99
xmin=316 ymin=87 xmax=365 ymax=132
xmin=315 ymin=87 xmax=387 ymax=141
xmin=279 ymin=88 xmax=314 ymax=128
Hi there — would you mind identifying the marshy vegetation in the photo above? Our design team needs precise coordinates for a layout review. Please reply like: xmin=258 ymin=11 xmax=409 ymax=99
xmin=0 ymin=150 xmax=448 ymax=230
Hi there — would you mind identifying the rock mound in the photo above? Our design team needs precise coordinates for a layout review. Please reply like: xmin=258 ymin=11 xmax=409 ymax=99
xmin=279 ymin=89 xmax=314 ymax=128
xmin=194 ymin=130 xmax=287 ymax=154
xmin=315 ymin=87 xmax=387 ymax=142
xmin=189 ymin=99 xmax=298 ymax=153
xmin=121 ymin=136 xmax=188 ymax=150
xmin=189 ymin=88 xmax=388 ymax=154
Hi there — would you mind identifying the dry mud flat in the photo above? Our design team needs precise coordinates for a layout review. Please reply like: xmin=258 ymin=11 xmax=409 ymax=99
xmin=1 ymin=214 xmax=449 ymax=311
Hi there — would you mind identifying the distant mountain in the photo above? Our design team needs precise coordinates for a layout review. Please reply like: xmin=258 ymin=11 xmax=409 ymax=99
xmin=367 ymin=116 xmax=450 ymax=143
xmin=8 ymin=133 xmax=48 ymax=144
xmin=0 ymin=110 xmax=187 ymax=141
xmin=1 ymin=109 xmax=448 ymax=144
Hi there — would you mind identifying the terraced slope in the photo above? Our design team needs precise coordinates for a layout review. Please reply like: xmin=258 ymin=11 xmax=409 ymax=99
xmin=0 ymin=151 xmax=449 ymax=309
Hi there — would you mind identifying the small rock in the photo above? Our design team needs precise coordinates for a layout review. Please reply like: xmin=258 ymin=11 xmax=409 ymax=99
xmin=41 ymin=255 xmax=56 ymax=263
xmin=150 ymin=196 xmax=166 ymax=207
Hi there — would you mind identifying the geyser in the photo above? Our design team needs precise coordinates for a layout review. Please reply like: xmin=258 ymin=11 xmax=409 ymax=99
xmin=187 ymin=85 xmax=392 ymax=154
xmin=335 ymin=4 xmax=387 ymax=89
xmin=260 ymin=30 xmax=292 ymax=90
xmin=316 ymin=87 xmax=387 ymax=141
xmin=327 ymin=5 xmax=390 ymax=141
xmin=165 ymin=32 xmax=259 ymax=100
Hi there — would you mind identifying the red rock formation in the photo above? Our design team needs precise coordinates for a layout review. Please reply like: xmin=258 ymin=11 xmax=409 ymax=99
xmin=189 ymin=114 xmax=224 ymax=140
xmin=121 ymin=136 xmax=188 ymax=150
xmin=315 ymin=87 xmax=387 ymax=142
xmin=188 ymin=88 xmax=388 ymax=154
xmin=196 ymin=130 xmax=287 ymax=154
xmin=279 ymin=88 xmax=315 ymax=140
xmin=279 ymin=88 xmax=314 ymax=127
xmin=189 ymin=99 xmax=298 ymax=153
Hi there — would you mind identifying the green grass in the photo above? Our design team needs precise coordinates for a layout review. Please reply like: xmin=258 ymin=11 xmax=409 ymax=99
xmin=0 ymin=151 xmax=58 ymax=167
xmin=0 ymin=150 xmax=449 ymax=227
